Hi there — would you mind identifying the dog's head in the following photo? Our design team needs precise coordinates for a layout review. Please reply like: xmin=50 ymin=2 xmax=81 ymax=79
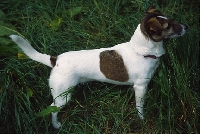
xmin=140 ymin=6 xmax=188 ymax=42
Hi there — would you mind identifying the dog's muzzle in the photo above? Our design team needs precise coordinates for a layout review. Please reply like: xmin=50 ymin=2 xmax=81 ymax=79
xmin=167 ymin=24 xmax=188 ymax=38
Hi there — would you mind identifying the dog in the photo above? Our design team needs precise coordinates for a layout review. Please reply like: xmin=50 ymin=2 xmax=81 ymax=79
xmin=10 ymin=6 xmax=187 ymax=129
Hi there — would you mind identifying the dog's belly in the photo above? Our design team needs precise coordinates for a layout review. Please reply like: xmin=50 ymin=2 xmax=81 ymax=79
xmin=79 ymin=77 xmax=133 ymax=85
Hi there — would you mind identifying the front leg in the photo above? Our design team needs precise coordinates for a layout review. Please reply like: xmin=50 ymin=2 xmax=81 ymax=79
xmin=133 ymin=79 xmax=149 ymax=119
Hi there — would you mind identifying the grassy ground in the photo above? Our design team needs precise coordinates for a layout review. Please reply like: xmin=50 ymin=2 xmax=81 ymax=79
xmin=0 ymin=0 xmax=199 ymax=133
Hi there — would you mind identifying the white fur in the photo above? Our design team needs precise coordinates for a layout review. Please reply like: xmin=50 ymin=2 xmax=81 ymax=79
xmin=10 ymin=35 xmax=52 ymax=67
xmin=11 ymin=22 xmax=185 ymax=128
xmin=10 ymin=25 xmax=163 ymax=128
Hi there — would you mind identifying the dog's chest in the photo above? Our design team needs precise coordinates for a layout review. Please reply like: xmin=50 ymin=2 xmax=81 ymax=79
xmin=122 ymin=53 xmax=159 ymax=82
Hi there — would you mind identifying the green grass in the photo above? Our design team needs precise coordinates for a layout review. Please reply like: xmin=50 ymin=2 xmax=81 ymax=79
xmin=0 ymin=0 xmax=199 ymax=133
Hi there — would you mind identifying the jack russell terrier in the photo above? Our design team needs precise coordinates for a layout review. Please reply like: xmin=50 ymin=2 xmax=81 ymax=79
xmin=10 ymin=6 xmax=187 ymax=129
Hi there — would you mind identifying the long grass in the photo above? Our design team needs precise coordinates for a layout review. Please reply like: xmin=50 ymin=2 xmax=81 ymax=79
xmin=0 ymin=0 xmax=199 ymax=133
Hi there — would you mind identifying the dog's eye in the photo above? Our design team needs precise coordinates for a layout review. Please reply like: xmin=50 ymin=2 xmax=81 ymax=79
xmin=163 ymin=23 xmax=170 ymax=30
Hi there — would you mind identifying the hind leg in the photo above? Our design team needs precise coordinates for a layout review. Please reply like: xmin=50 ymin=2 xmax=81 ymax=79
xmin=49 ymin=74 xmax=79 ymax=129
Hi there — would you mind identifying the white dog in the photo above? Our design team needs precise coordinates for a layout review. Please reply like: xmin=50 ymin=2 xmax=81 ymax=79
xmin=10 ymin=6 xmax=187 ymax=129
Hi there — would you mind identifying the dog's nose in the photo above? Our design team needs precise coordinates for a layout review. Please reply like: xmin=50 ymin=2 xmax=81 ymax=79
xmin=184 ymin=25 xmax=188 ymax=30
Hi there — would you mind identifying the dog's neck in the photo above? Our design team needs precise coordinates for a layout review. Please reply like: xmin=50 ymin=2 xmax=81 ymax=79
xmin=130 ymin=24 xmax=165 ymax=57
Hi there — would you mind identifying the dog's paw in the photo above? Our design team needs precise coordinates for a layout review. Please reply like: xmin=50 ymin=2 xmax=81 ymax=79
xmin=136 ymin=107 xmax=144 ymax=120
xmin=138 ymin=112 xmax=144 ymax=120
xmin=52 ymin=121 xmax=61 ymax=129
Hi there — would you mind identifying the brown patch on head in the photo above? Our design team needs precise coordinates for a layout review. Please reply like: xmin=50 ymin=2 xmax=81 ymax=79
xmin=140 ymin=6 xmax=187 ymax=42
xmin=100 ymin=50 xmax=129 ymax=82
xmin=50 ymin=56 xmax=57 ymax=67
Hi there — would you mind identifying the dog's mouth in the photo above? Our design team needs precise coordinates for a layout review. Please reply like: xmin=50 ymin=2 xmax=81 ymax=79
xmin=165 ymin=25 xmax=188 ymax=38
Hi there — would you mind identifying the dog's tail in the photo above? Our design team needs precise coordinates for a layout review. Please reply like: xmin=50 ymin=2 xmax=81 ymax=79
xmin=10 ymin=35 xmax=53 ymax=67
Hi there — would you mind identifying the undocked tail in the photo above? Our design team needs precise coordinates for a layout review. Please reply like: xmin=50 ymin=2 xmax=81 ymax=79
xmin=10 ymin=35 xmax=53 ymax=67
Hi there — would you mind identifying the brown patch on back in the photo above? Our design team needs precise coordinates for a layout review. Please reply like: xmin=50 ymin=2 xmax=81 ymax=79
xmin=50 ymin=56 xmax=57 ymax=67
xmin=100 ymin=50 xmax=129 ymax=82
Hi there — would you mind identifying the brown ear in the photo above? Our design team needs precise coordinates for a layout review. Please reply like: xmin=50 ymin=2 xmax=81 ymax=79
xmin=146 ymin=6 xmax=156 ymax=13
xmin=149 ymin=24 xmax=162 ymax=36
xmin=146 ymin=17 xmax=162 ymax=36
xmin=146 ymin=6 xmax=161 ymax=14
